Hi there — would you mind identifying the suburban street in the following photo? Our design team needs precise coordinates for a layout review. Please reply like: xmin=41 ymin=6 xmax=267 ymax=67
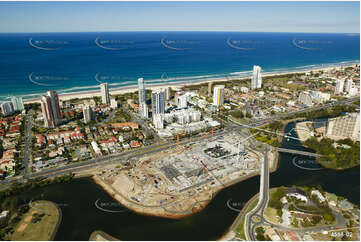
xmin=2 ymin=96 xmax=357 ymax=188
xmin=0 ymin=126 xmax=230 ymax=187
xmin=22 ymin=110 xmax=34 ymax=179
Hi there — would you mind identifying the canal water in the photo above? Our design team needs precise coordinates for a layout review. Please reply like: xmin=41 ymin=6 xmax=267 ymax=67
xmin=19 ymin=122 xmax=360 ymax=240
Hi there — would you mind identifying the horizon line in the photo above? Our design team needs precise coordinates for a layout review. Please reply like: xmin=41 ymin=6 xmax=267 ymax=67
xmin=0 ymin=30 xmax=359 ymax=35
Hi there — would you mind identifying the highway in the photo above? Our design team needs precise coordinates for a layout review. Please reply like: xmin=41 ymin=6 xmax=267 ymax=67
xmin=245 ymin=146 xmax=270 ymax=241
xmin=244 ymin=145 xmax=349 ymax=240
xmin=248 ymin=96 xmax=359 ymax=127
xmin=0 ymin=127 xmax=230 ymax=187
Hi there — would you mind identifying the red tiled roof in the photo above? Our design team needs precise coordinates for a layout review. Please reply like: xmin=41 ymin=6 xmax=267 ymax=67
xmin=0 ymin=159 xmax=13 ymax=164
xmin=99 ymin=136 xmax=117 ymax=144
xmin=130 ymin=140 xmax=142 ymax=148
xmin=111 ymin=122 xmax=139 ymax=129
xmin=8 ymin=125 xmax=20 ymax=133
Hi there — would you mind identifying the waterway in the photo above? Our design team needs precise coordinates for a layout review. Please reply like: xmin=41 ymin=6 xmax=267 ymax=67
xmin=17 ymin=121 xmax=359 ymax=240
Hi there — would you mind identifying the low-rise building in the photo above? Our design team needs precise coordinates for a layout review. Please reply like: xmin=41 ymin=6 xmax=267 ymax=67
xmin=111 ymin=122 xmax=139 ymax=130
xmin=325 ymin=192 xmax=338 ymax=207
xmin=311 ymin=190 xmax=326 ymax=203
xmin=91 ymin=141 xmax=101 ymax=155
xmin=338 ymin=199 xmax=354 ymax=210
xmin=285 ymin=187 xmax=308 ymax=202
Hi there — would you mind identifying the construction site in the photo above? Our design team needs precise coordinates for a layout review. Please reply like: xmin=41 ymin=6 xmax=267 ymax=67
xmin=92 ymin=131 xmax=273 ymax=218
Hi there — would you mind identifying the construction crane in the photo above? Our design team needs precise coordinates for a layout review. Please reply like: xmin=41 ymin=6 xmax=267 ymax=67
xmin=236 ymin=132 xmax=259 ymax=163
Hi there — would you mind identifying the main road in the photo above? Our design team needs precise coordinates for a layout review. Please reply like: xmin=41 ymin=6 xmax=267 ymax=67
xmin=249 ymin=96 xmax=359 ymax=127
xmin=245 ymin=146 xmax=270 ymax=241
xmin=0 ymin=126 xmax=230 ymax=187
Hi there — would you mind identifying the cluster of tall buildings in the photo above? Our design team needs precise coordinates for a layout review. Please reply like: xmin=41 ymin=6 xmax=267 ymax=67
xmin=0 ymin=96 xmax=24 ymax=116
xmin=137 ymin=77 xmax=172 ymax=118
xmin=297 ymin=90 xmax=330 ymax=107
xmin=163 ymin=109 xmax=201 ymax=125
xmin=40 ymin=91 xmax=62 ymax=128
xmin=251 ymin=65 xmax=262 ymax=90
xmin=335 ymin=78 xmax=357 ymax=95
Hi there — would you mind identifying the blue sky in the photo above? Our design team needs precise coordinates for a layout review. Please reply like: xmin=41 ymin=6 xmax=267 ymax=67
xmin=0 ymin=1 xmax=359 ymax=33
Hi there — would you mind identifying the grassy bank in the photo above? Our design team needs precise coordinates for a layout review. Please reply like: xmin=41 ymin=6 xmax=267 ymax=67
xmin=303 ymin=137 xmax=360 ymax=170
xmin=4 ymin=200 xmax=60 ymax=241
xmin=234 ymin=196 xmax=259 ymax=240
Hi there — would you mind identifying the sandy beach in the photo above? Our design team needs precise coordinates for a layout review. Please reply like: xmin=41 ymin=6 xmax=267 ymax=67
xmin=23 ymin=64 xmax=356 ymax=104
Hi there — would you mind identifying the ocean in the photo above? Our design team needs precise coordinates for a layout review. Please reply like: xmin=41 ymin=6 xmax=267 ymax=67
xmin=0 ymin=31 xmax=359 ymax=101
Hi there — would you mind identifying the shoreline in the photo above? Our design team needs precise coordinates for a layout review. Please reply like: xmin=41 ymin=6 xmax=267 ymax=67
xmin=23 ymin=62 xmax=358 ymax=104
xmin=89 ymin=230 xmax=120 ymax=241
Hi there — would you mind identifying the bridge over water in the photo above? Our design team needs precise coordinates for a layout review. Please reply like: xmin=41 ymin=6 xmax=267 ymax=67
xmin=273 ymin=147 xmax=321 ymax=157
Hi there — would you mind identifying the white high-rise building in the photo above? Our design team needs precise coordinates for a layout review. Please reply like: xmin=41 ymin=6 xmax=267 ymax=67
xmin=153 ymin=114 xmax=164 ymax=129
xmin=140 ymin=103 xmax=149 ymax=119
xmin=138 ymin=78 xmax=146 ymax=105
xmin=298 ymin=91 xmax=313 ymax=107
xmin=349 ymin=87 xmax=358 ymax=96
xmin=83 ymin=106 xmax=95 ymax=124
xmin=335 ymin=79 xmax=345 ymax=94
xmin=251 ymin=65 xmax=262 ymax=90
xmin=11 ymin=96 xmax=24 ymax=111
xmin=240 ymin=87 xmax=249 ymax=93
xmin=190 ymin=110 xmax=201 ymax=122
xmin=208 ymin=82 xmax=213 ymax=97
xmin=164 ymin=87 xmax=171 ymax=101
xmin=151 ymin=89 xmax=165 ymax=115
xmin=326 ymin=113 xmax=360 ymax=141
xmin=100 ymin=83 xmax=110 ymax=105
xmin=40 ymin=91 xmax=62 ymax=128
xmin=345 ymin=79 xmax=353 ymax=93
xmin=110 ymin=98 xmax=118 ymax=109
xmin=1 ymin=102 xmax=14 ymax=116
xmin=213 ymin=85 xmax=224 ymax=107
xmin=177 ymin=95 xmax=188 ymax=109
